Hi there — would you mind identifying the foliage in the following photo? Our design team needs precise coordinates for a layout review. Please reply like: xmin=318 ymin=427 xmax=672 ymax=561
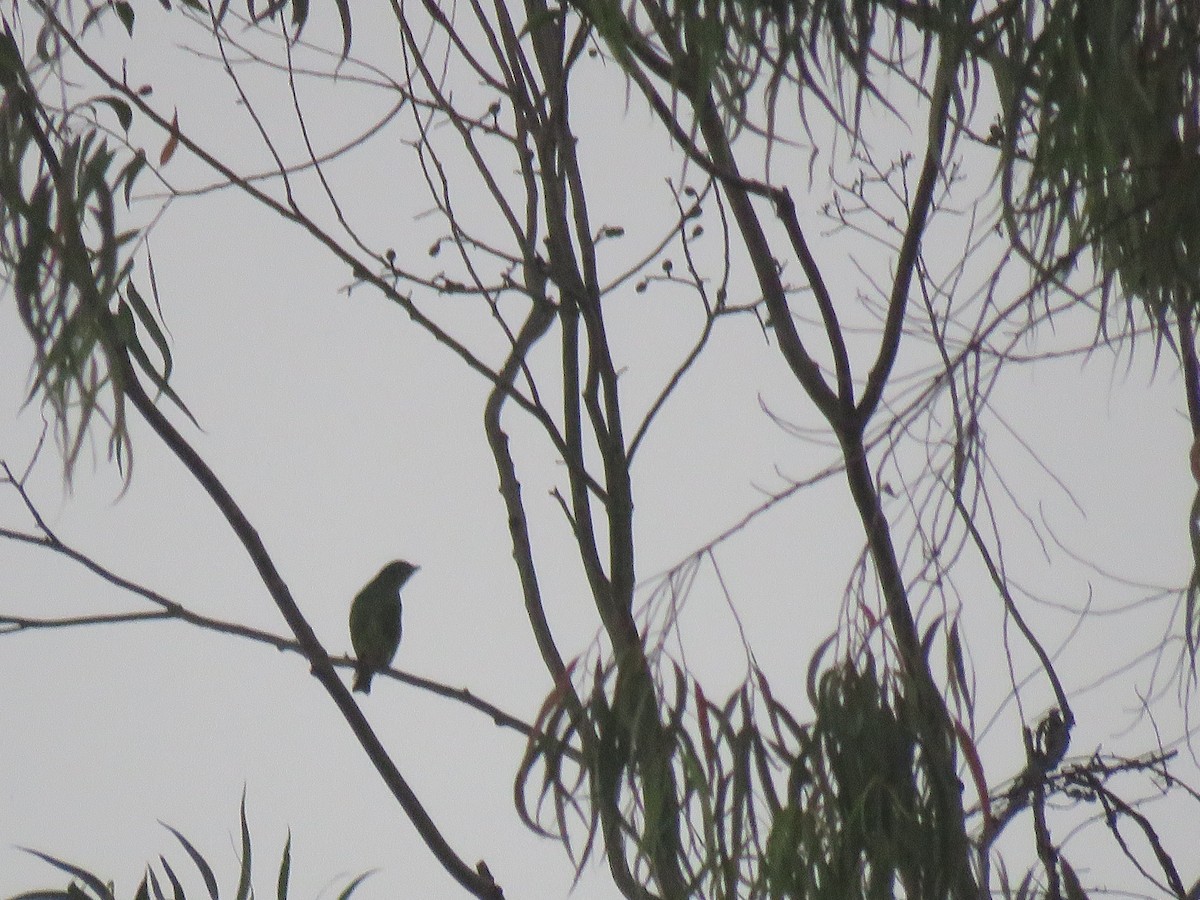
xmin=0 ymin=15 xmax=183 ymax=483
xmin=5 ymin=797 xmax=372 ymax=900
xmin=991 ymin=0 xmax=1200 ymax=324
xmin=520 ymin=639 xmax=972 ymax=899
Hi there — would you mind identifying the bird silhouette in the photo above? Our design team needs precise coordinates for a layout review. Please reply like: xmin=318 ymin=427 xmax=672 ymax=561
xmin=349 ymin=560 xmax=418 ymax=693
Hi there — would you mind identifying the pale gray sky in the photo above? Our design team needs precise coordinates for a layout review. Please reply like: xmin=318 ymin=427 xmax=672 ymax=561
xmin=2 ymin=3 xmax=1196 ymax=898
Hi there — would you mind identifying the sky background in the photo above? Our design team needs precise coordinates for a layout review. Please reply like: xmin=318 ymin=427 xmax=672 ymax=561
xmin=1 ymin=2 xmax=1197 ymax=898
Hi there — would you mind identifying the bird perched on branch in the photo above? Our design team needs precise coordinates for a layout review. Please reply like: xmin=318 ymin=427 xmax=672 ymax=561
xmin=349 ymin=560 xmax=418 ymax=694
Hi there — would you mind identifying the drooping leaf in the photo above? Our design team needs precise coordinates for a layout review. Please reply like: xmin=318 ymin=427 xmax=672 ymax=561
xmin=159 ymin=822 xmax=218 ymax=900
xmin=124 ymin=282 xmax=173 ymax=381
xmin=112 ymin=1 xmax=135 ymax=35
xmin=0 ymin=29 xmax=27 ymax=88
xmin=334 ymin=0 xmax=352 ymax=58
xmin=154 ymin=856 xmax=184 ymax=900
xmin=16 ymin=850 xmax=115 ymax=900
xmin=159 ymin=110 xmax=179 ymax=166
xmin=97 ymin=96 xmax=132 ymax=132
xmin=118 ymin=149 xmax=147 ymax=208
xmin=334 ymin=871 xmax=376 ymax=900
xmin=291 ymin=0 xmax=310 ymax=36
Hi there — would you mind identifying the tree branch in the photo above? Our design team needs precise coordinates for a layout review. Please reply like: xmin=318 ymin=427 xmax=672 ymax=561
xmin=4 ymin=65 xmax=505 ymax=894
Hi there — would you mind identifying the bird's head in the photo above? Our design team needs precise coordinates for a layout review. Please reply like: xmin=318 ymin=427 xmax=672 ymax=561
xmin=377 ymin=559 xmax=419 ymax=589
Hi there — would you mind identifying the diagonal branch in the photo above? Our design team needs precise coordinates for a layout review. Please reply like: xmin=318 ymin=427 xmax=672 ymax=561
xmin=693 ymin=94 xmax=846 ymax=429
xmin=855 ymin=30 xmax=961 ymax=424
xmin=5 ymin=69 xmax=505 ymax=896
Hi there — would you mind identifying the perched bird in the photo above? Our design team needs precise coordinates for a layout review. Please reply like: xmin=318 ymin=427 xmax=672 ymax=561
xmin=349 ymin=560 xmax=418 ymax=694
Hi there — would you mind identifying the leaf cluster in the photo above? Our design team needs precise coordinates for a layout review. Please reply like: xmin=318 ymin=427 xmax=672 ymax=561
xmin=991 ymin=1 xmax=1200 ymax=326
xmin=4 ymin=797 xmax=371 ymax=900
xmin=0 ymin=12 xmax=183 ymax=483
xmin=557 ymin=0 xmax=897 ymax=141
xmin=518 ymin=635 xmax=972 ymax=900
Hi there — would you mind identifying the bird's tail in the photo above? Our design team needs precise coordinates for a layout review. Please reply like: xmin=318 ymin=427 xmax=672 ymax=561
xmin=352 ymin=663 xmax=373 ymax=694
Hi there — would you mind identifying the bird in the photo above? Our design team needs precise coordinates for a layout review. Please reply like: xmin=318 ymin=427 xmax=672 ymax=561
xmin=348 ymin=560 xmax=418 ymax=694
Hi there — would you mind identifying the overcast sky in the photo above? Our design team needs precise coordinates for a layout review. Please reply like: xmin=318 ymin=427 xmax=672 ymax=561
xmin=2 ymin=3 xmax=1197 ymax=898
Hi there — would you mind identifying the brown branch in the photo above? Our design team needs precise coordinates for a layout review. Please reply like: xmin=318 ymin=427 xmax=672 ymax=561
xmin=483 ymin=298 xmax=566 ymax=683
xmin=773 ymin=188 xmax=855 ymax=405
xmin=854 ymin=35 xmax=959 ymax=424
xmin=692 ymin=96 xmax=845 ymax=430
